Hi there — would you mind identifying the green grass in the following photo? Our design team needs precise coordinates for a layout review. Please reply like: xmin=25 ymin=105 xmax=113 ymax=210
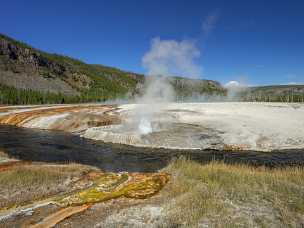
xmin=0 ymin=164 xmax=86 ymax=188
xmin=0 ymin=163 xmax=92 ymax=208
xmin=162 ymin=158 xmax=304 ymax=227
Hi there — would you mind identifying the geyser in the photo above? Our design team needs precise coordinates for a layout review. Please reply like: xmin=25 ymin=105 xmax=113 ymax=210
xmin=135 ymin=37 xmax=202 ymax=135
xmin=135 ymin=75 xmax=175 ymax=135
xmin=138 ymin=118 xmax=152 ymax=134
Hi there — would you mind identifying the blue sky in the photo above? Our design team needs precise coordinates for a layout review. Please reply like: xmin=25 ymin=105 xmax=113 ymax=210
xmin=1 ymin=0 xmax=304 ymax=85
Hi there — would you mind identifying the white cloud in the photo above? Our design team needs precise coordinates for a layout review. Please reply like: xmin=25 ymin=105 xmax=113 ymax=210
xmin=224 ymin=80 xmax=241 ymax=88
xmin=286 ymin=74 xmax=297 ymax=80
xmin=142 ymin=37 xmax=202 ymax=78
xmin=286 ymin=82 xmax=304 ymax=85
xmin=224 ymin=80 xmax=248 ymax=99
xmin=202 ymin=10 xmax=220 ymax=36
xmin=285 ymin=74 xmax=304 ymax=85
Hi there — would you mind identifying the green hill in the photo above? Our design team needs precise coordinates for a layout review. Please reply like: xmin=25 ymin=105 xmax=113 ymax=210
xmin=0 ymin=34 xmax=225 ymax=105
xmin=237 ymin=85 xmax=304 ymax=102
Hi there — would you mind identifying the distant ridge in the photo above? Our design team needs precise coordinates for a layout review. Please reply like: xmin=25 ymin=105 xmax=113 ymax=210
xmin=0 ymin=34 xmax=225 ymax=104
xmin=238 ymin=84 xmax=304 ymax=102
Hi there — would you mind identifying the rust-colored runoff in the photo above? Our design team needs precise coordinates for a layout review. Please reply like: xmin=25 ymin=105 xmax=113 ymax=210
xmin=27 ymin=204 xmax=91 ymax=228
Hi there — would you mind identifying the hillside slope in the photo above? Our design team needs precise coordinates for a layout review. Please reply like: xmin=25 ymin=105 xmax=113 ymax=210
xmin=238 ymin=85 xmax=304 ymax=102
xmin=0 ymin=34 xmax=225 ymax=104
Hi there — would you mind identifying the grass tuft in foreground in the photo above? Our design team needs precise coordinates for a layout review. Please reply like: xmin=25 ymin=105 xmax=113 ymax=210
xmin=162 ymin=158 xmax=304 ymax=227
xmin=0 ymin=163 xmax=91 ymax=209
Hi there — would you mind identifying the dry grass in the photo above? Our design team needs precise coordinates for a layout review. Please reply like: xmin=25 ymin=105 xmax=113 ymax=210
xmin=0 ymin=149 xmax=8 ymax=159
xmin=162 ymin=158 xmax=304 ymax=227
xmin=1 ymin=158 xmax=304 ymax=227
xmin=0 ymin=163 xmax=92 ymax=208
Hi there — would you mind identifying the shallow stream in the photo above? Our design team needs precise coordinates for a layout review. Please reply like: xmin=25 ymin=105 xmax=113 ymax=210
xmin=0 ymin=125 xmax=303 ymax=172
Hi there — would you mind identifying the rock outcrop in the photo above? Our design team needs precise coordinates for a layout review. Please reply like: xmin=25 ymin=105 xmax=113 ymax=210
xmin=0 ymin=36 xmax=90 ymax=95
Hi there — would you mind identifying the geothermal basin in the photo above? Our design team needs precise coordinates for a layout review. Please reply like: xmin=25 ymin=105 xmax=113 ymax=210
xmin=1 ymin=102 xmax=304 ymax=227
xmin=0 ymin=102 xmax=304 ymax=152
xmin=83 ymin=102 xmax=304 ymax=151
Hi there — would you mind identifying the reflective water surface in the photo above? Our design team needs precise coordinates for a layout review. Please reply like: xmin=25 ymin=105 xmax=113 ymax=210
xmin=0 ymin=125 xmax=303 ymax=172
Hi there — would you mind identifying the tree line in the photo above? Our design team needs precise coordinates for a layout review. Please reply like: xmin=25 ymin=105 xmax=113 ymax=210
xmin=239 ymin=91 xmax=304 ymax=103
xmin=1 ymin=83 xmax=304 ymax=105
xmin=0 ymin=84 xmax=124 ymax=105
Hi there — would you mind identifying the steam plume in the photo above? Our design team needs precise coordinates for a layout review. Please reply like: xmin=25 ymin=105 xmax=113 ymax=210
xmin=225 ymin=80 xmax=248 ymax=100
xmin=142 ymin=37 xmax=202 ymax=78
xmin=134 ymin=37 xmax=202 ymax=134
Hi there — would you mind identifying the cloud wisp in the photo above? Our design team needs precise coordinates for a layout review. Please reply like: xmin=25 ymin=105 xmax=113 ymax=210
xmin=142 ymin=37 xmax=202 ymax=79
xmin=202 ymin=9 xmax=220 ymax=37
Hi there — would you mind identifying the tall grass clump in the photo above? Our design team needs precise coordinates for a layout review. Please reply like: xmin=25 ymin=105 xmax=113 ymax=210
xmin=162 ymin=157 xmax=304 ymax=227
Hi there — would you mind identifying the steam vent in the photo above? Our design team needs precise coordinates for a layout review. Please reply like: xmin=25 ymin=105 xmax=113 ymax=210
xmin=1 ymin=102 xmax=304 ymax=151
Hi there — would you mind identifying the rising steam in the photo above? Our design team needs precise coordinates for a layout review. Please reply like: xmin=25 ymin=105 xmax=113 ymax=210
xmin=134 ymin=37 xmax=202 ymax=134
xmin=142 ymin=37 xmax=202 ymax=78
xmin=225 ymin=80 xmax=248 ymax=100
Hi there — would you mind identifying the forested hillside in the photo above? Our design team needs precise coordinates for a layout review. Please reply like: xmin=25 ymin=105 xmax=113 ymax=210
xmin=0 ymin=34 xmax=226 ymax=105
xmin=237 ymin=85 xmax=304 ymax=102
